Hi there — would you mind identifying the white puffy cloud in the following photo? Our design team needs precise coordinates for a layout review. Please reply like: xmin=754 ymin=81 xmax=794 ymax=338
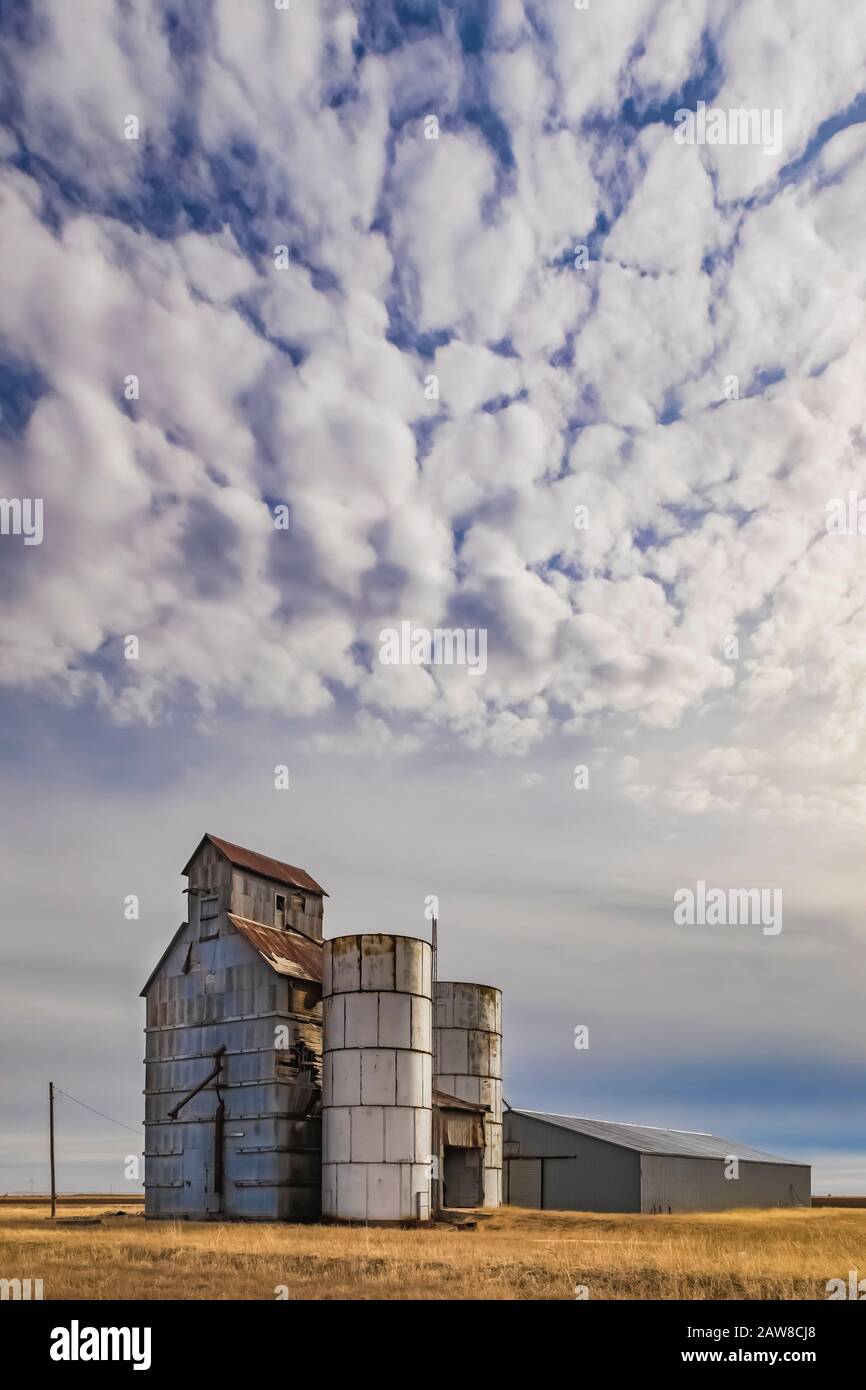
xmin=1 ymin=0 xmax=866 ymax=807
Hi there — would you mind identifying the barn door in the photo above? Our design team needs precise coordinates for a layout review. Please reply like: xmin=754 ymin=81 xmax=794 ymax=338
xmin=183 ymin=1139 xmax=206 ymax=1216
xmin=507 ymin=1158 xmax=542 ymax=1208
xmin=205 ymin=1099 xmax=224 ymax=1214
xmin=443 ymin=1147 xmax=483 ymax=1207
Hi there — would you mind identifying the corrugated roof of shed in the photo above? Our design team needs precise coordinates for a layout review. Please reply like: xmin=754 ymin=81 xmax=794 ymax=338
xmin=228 ymin=914 xmax=323 ymax=983
xmin=433 ymin=1088 xmax=489 ymax=1114
xmin=183 ymin=833 xmax=327 ymax=895
xmin=512 ymin=1111 xmax=809 ymax=1166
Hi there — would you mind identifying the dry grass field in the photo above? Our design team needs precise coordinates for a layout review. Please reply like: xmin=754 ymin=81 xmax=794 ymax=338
xmin=1 ymin=1201 xmax=864 ymax=1300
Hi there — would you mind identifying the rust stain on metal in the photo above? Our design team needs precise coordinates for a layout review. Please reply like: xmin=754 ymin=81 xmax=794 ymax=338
xmin=184 ymin=834 xmax=328 ymax=896
xmin=434 ymin=1088 xmax=488 ymax=1114
xmin=439 ymin=1112 xmax=485 ymax=1149
xmin=228 ymin=914 xmax=323 ymax=982
xmin=361 ymin=934 xmax=394 ymax=956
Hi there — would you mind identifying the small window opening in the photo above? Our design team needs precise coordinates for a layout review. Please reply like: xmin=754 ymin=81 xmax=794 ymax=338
xmin=200 ymin=896 xmax=219 ymax=939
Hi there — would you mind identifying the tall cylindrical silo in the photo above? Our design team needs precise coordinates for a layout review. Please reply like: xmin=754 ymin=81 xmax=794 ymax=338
xmin=321 ymin=934 xmax=433 ymax=1222
xmin=434 ymin=982 xmax=503 ymax=1207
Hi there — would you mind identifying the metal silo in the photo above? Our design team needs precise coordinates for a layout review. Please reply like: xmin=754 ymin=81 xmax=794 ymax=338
xmin=321 ymin=934 xmax=433 ymax=1222
xmin=434 ymin=982 xmax=503 ymax=1207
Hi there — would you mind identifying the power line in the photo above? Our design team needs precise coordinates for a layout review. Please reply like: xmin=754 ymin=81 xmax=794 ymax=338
xmin=54 ymin=1087 xmax=141 ymax=1137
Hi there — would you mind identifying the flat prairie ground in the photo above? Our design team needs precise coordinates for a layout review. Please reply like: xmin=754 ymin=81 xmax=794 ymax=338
xmin=1 ymin=1201 xmax=864 ymax=1300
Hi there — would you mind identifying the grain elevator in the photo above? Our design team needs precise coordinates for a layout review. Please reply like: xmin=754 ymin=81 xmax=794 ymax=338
xmin=141 ymin=835 xmax=502 ymax=1221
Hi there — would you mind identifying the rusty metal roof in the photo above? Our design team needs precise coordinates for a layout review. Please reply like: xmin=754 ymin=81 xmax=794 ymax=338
xmin=183 ymin=833 xmax=327 ymax=895
xmin=433 ymin=1088 xmax=489 ymax=1114
xmin=228 ymin=914 xmax=323 ymax=983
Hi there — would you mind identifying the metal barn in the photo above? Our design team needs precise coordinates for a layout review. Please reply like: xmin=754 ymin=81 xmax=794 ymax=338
xmin=141 ymin=834 xmax=327 ymax=1221
xmin=504 ymin=1111 xmax=811 ymax=1213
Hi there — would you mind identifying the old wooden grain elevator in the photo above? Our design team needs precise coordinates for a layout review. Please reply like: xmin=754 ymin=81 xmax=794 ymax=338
xmin=141 ymin=834 xmax=328 ymax=1220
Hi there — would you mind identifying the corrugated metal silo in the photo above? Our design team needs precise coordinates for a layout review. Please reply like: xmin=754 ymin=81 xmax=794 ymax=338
xmin=434 ymin=982 xmax=502 ymax=1207
xmin=321 ymin=934 xmax=433 ymax=1222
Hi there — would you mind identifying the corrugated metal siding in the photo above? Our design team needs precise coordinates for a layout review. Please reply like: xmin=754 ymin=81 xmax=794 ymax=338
xmin=504 ymin=1111 xmax=642 ymax=1212
xmin=507 ymin=1158 xmax=541 ymax=1208
xmin=143 ymin=919 xmax=322 ymax=1221
xmin=439 ymin=1110 xmax=485 ymax=1149
xmin=230 ymin=875 xmax=324 ymax=941
xmin=640 ymin=1154 xmax=811 ymax=1212
xmin=504 ymin=1113 xmax=810 ymax=1213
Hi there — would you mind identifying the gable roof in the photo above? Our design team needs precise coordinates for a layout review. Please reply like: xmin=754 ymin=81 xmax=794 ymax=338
xmin=182 ymin=833 xmax=327 ymax=896
xmin=511 ymin=1111 xmax=809 ymax=1166
xmin=228 ymin=914 xmax=323 ymax=983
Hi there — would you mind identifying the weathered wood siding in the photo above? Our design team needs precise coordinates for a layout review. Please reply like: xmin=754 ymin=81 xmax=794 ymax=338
xmin=229 ymin=869 xmax=324 ymax=940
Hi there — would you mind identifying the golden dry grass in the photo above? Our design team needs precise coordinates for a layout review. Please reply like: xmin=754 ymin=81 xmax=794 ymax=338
xmin=1 ymin=1202 xmax=864 ymax=1300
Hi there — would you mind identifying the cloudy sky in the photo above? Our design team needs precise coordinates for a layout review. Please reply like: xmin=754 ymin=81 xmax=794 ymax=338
xmin=1 ymin=0 xmax=865 ymax=1196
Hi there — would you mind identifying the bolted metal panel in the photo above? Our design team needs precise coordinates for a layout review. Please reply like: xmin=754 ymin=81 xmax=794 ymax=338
xmin=345 ymin=993 xmax=379 ymax=1048
xmin=350 ymin=1107 xmax=385 ymax=1163
xmin=330 ymin=1050 xmax=362 ymax=1106
xmin=361 ymin=1050 xmax=397 ymax=1105
xmin=378 ymin=992 xmax=411 ymax=1048
xmin=360 ymin=935 xmax=397 ymax=992
xmin=322 ymin=993 xmax=345 ymax=1049
xmin=434 ymin=981 xmax=503 ymax=1209
xmin=384 ymin=1106 xmax=414 ymax=1162
xmin=330 ymin=936 xmax=361 ymax=994
xmin=321 ymin=934 xmax=433 ymax=1222
xmin=323 ymin=1106 xmax=351 ymax=1162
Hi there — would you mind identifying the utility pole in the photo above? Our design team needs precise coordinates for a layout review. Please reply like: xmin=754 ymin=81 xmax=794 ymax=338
xmin=431 ymin=917 xmax=438 ymax=1218
xmin=48 ymin=1081 xmax=56 ymax=1219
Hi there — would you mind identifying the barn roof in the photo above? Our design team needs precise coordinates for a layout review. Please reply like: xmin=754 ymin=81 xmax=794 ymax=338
xmin=228 ymin=915 xmax=323 ymax=983
xmin=434 ymin=1088 xmax=489 ymax=1114
xmin=183 ymin=833 xmax=327 ymax=896
xmin=511 ymin=1111 xmax=809 ymax=1166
